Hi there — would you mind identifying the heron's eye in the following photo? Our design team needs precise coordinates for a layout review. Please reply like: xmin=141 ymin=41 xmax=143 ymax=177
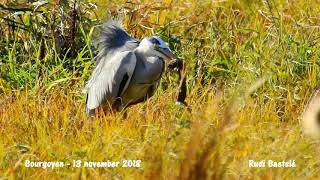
xmin=150 ymin=38 xmax=160 ymax=45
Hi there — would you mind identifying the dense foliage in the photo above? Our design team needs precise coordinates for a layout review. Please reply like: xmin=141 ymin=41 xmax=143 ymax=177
xmin=0 ymin=0 xmax=320 ymax=179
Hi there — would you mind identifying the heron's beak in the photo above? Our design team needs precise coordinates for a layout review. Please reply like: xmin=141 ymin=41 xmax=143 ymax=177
xmin=158 ymin=47 xmax=177 ymax=60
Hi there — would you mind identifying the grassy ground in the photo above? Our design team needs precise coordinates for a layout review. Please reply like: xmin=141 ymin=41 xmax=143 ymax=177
xmin=1 ymin=0 xmax=320 ymax=179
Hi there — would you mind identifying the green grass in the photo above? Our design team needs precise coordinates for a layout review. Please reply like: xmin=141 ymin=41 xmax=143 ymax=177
xmin=1 ymin=0 xmax=320 ymax=179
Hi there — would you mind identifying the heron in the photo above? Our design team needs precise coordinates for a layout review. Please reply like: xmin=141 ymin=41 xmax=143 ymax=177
xmin=85 ymin=20 xmax=178 ymax=116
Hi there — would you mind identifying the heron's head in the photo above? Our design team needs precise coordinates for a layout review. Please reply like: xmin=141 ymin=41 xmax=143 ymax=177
xmin=138 ymin=36 xmax=177 ymax=60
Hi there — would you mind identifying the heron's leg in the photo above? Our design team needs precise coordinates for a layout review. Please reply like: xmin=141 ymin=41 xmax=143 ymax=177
xmin=112 ymin=97 xmax=123 ymax=111
xmin=111 ymin=97 xmax=129 ymax=120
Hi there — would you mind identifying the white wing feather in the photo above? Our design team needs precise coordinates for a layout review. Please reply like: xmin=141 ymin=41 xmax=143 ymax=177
xmin=86 ymin=51 xmax=136 ymax=111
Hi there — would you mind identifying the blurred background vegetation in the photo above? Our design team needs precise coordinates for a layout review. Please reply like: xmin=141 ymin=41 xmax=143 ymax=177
xmin=1 ymin=0 xmax=319 ymax=108
xmin=0 ymin=0 xmax=320 ymax=179
xmin=1 ymin=0 xmax=319 ymax=97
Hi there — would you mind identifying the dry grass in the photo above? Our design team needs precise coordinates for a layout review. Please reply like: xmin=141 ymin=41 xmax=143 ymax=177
xmin=1 ymin=0 xmax=320 ymax=179
xmin=1 ymin=82 xmax=320 ymax=179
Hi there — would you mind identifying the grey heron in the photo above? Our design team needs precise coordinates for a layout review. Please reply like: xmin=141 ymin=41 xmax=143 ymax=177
xmin=86 ymin=20 xmax=178 ymax=116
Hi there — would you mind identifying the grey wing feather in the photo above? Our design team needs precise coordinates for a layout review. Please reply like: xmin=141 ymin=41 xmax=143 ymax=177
xmin=93 ymin=19 xmax=139 ymax=64
xmin=86 ymin=51 xmax=137 ymax=114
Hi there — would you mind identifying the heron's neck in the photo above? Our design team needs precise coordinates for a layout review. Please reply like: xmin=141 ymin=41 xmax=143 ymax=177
xmin=134 ymin=48 xmax=154 ymax=61
xmin=134 ymin=49 xmax=163 ymax=70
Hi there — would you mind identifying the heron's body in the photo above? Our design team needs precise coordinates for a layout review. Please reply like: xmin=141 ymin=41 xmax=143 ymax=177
xmin=86 ymin=20 xmax=176 ymax=116
xmin=122 ymin=52 xmax=164 ymax=106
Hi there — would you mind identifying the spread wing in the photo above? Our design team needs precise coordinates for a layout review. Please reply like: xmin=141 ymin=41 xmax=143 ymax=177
xmin=86 ymin=51 xmax=137 ymax=114
xmin=93 ymin=19 xmax=139 ymax=64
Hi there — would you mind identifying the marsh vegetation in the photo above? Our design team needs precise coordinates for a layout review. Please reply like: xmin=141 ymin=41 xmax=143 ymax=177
xmin=0 ymin=0 xmax=320 ymax=179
